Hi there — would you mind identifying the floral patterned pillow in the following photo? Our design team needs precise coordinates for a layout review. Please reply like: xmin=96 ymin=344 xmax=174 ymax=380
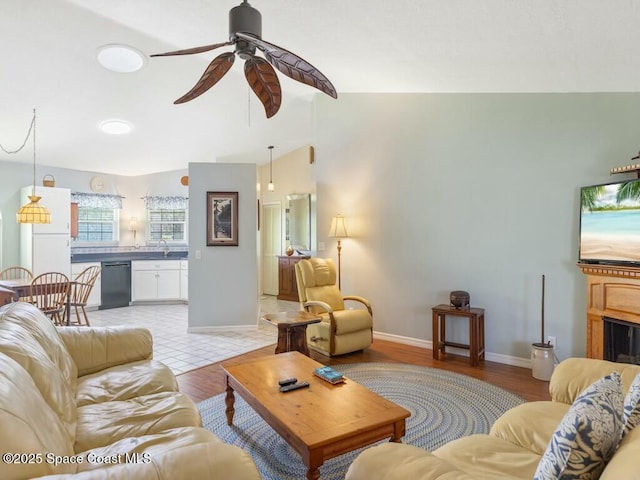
xmin=622 ymin=372 xmax=640 ymax=439
xmin=534 ymin=372 xmax=623 ymax=480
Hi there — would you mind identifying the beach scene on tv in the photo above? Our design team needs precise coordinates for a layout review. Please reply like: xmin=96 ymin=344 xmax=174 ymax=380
xmin=580 ymin=181 xmax=640 ymax=263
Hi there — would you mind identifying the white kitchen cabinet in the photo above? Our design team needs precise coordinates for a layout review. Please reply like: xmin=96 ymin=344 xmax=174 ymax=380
xmin=71 ymin=262 xmax=101 ymax=308
xmin=131 ymin=260 xmax=181 ymax=301
xmin=20 ymin=186 xmax=71 ymax=276
xmin=180 ymin=260 xmax=188 ymax=301
xmin=133 ymin=270 xmax=163 ymax=300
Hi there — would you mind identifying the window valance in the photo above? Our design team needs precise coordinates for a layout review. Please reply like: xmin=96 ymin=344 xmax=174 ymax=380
xmin=71 ymin=192 xmax=123 ymax=209
xmin=143 ymin=195 xmax=188 ymax=210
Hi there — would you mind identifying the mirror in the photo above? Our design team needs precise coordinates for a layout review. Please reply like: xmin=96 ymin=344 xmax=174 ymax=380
xmin=286 ymin=194 xmax=311 ymax=251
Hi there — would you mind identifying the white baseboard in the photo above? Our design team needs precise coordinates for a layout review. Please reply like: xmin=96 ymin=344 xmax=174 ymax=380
xmin=183 ymin=327 xmax=532 ymax=368
xmin=373 ymin=331 xmax=532 ymax=369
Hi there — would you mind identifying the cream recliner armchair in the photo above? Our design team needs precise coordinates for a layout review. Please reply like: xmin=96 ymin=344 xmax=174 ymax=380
xmin=295 ymin=258 xmax=373 ymax=356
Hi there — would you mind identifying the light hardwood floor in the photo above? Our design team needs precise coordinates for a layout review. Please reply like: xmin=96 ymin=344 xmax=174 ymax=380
xmin=177 ymin=338 xmax=551 ymax=403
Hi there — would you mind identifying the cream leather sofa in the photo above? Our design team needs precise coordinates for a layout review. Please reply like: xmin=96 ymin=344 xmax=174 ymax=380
xmin=346 ymin=358 xmax=640 ymax=480
xmin=0 ymin=302 xmax=260 ymax=480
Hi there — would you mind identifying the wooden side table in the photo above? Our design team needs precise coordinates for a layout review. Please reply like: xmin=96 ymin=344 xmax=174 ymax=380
xmin=261 ymin=311 xmax=322 ymax=356
xmin=431 ymin=304 xmax=485 ymax=367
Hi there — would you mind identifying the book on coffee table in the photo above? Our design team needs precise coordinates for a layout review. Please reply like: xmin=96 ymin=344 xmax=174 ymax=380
xmin=313 ymin=366 xmax=345 ymax=384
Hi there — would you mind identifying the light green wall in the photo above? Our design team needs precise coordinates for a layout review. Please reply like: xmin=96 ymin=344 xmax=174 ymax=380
xmin=187 ymin=162 xmax=258 ymax=328
xmin=313 ymin=92 xmax=640 ymax=363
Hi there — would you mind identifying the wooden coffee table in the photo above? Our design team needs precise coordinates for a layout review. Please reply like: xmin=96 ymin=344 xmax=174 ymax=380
xmin=222 ymin=351 xmax=411 ymax=480
xmin=261 ymin=310 xmax=321 ymax=356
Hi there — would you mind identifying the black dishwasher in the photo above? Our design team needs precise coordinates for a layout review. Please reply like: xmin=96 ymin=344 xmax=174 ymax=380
xmin=100 ymin=261 xmax=131 ymax=309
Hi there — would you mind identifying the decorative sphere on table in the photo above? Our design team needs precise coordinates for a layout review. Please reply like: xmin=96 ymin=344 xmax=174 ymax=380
xmin=450 ymin=291 xmax=470 ymax=309
xmin=286 ymin=245 xmax=294 ymax=256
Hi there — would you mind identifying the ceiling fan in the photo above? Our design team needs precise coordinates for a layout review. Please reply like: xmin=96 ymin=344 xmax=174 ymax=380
xmin=151 ymin=0 xmax=337 ymax=118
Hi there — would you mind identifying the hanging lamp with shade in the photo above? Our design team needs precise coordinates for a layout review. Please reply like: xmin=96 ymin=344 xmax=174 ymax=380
xmin=267 ymin=145 xmax=275 ymax=192
xmin=5 ymin=109 xmax=51 ymax=224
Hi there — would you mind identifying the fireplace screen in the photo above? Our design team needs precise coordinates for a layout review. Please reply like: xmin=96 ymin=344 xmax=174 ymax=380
xmin=604 ymin=317 xmax=640 ymax=365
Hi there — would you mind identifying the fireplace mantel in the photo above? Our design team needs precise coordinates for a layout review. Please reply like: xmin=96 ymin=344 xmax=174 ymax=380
xmin=578 ymin=263 xmax=640 ymax=359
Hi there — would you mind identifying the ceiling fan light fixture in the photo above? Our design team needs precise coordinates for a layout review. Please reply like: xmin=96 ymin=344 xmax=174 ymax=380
xmin=229 ymin=0 xmax=261 ymax=44
xmin=150 ymin=1 xmax=337 ymax=118
xmin=97 ymin=44 xmax=146 ymax=73
xmin=100 ymin=119 xmax=133 ymax=135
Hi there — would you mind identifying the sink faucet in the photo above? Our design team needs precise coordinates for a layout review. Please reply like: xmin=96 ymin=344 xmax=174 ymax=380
xmin=158 ymin=239 xmax=170 ymax=258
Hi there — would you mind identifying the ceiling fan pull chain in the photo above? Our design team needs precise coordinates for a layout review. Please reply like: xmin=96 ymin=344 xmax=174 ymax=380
xmin=247 ymin=86 xmax=251 ymax=127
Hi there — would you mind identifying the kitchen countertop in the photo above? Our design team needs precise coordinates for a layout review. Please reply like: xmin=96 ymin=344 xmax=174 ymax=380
xmin=71 ymin=251 xmax=188 ymax=263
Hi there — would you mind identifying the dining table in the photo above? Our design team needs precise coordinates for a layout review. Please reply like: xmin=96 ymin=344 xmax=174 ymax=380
xmin=0 ymin=278 xmax=74 ymax=326
xmin=0 ymin=286 xmax=17 ymax=306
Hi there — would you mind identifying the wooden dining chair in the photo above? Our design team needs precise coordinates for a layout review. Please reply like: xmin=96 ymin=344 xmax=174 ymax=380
xmin=30 ymin=272 xmax=70 ymax=326
xmin=0 ymin=266 xmax=33 ymax=281
xmin=66 ymin=265 xmax=101 ymax=326
xmin=0 ymin=266 xmax=34 ymax=301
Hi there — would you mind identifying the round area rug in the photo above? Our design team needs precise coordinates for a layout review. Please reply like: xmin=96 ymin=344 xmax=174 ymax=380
xmin=198 ymin=362 xmax=524 ymax=480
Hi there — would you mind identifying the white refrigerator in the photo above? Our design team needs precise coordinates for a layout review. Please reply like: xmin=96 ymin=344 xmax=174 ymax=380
xmin=20 ymin=186 xmax=71 ymax=277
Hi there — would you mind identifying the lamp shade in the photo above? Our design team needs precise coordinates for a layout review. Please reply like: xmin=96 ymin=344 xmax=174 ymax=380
xmin=328 ymin=215 xmax=348 ymax=238
xmin=16 ymin=196 xmax=51 ymax=224
xmin=14 ymin=109 xmax=51 ymax=224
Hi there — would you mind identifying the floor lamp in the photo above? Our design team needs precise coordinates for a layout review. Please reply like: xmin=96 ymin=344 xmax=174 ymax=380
xmin=328 ymin=215 xmax=348 ymax=289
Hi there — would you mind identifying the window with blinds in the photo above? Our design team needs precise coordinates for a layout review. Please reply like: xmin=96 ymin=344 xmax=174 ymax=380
xmin=147 ymin=209 xmax=187 ymax=243
xmin=76 ymin=207 xmax=119 ymax=242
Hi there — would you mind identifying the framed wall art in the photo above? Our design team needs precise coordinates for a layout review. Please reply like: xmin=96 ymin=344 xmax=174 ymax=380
xmin=207 ymin=191 xmax=238 ymax=246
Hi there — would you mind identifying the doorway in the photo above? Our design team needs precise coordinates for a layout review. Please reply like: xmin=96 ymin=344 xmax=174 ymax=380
xmin=262 ymin=202 xmax=281 ymax=295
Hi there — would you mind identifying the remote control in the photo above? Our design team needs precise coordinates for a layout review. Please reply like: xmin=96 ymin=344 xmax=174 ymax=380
xmin=278 ymin=377 xmax=297 ymax=387
xmin=279 ymin=381 xmax=310 ymax=393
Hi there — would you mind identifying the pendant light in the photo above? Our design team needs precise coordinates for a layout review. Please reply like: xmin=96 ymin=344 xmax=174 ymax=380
xmin=16 ymin=109 xmax=51 ymax=224
xmin=267 ymin=145 xmax=275 ymax=192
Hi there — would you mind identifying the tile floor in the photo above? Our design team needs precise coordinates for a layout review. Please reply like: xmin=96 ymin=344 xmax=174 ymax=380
xmin=88 ymin=295 xmax=299 ymax=375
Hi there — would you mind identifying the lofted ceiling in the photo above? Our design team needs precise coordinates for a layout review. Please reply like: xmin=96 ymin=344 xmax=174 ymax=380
xmin=1 ymin=0 xmax=639 ymax=176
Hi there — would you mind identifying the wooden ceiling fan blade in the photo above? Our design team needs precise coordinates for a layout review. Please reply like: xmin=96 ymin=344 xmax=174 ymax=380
xmin=174 ymin=52 xmax=235 ymax=104
xmin=244 ymin=56 xmax=282 ymax=118
xmin=236 ymin=32 xmax=337 ymax=99
xmin=151 ymin=41 xmax=233 ymax=57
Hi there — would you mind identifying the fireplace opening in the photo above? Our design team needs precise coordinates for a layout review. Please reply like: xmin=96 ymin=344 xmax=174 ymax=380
xmin=604 ymin=317 xmax=640 ymax=365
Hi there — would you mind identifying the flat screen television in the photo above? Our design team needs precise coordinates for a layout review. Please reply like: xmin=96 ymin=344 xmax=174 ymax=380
xmin=579 ymin=178 xmax=640 ymax=266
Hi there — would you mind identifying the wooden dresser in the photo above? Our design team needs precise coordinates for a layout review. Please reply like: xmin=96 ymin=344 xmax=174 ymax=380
xmin=277 ymin=255 xmax=309 ymax=302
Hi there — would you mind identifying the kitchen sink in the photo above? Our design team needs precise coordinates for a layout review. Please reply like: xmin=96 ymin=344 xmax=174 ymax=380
xmin=71 ymin=250 xmax=188 ymax=264
xmin=136 ymin=252 xmax=188 ymax=260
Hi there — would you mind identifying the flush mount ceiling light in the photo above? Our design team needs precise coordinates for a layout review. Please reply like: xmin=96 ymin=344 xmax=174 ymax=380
xmin=100 ymin=119 xmax=133 ymax=135
xmin=96 ymin=44 xmax=146 ymax=73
